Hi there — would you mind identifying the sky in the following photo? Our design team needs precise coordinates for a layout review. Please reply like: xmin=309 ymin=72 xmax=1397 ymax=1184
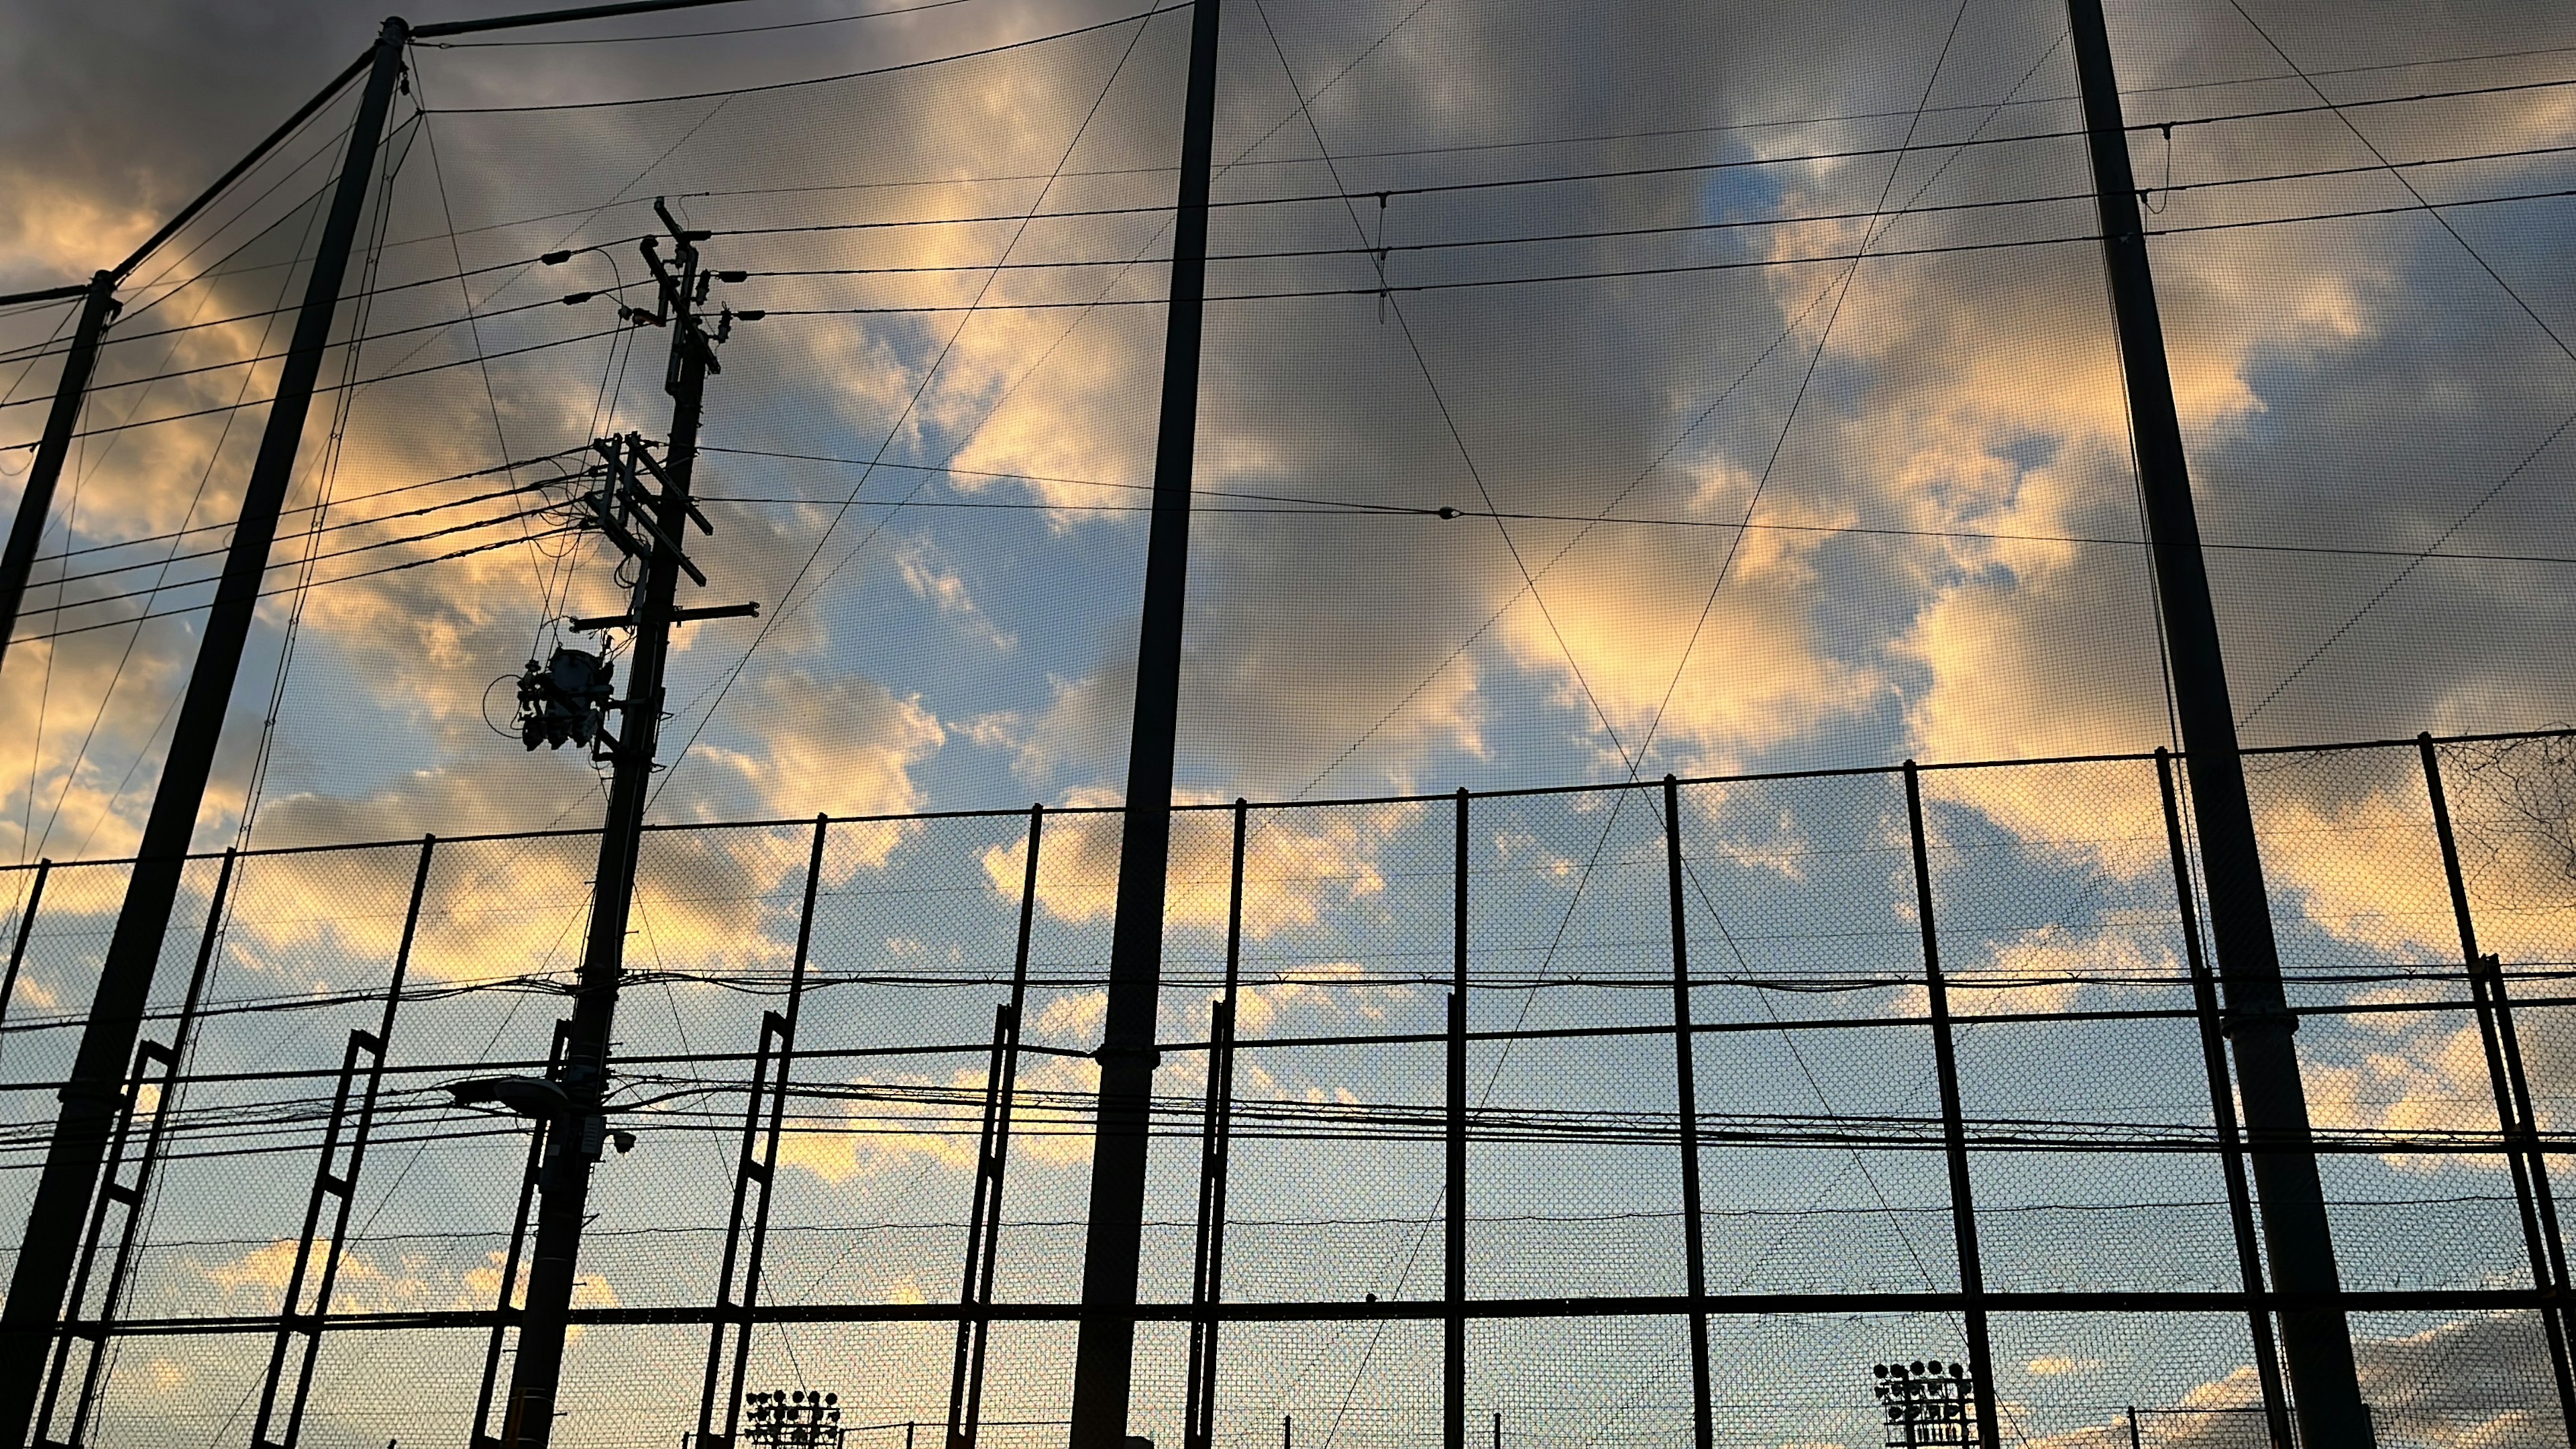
xmin=1 ymin=0 xmax=2575 ymax=1444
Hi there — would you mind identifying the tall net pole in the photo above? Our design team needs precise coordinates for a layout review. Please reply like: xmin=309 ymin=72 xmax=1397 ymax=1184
xmin=2063 ymin=1 xmax=2372 ymax=1439
xmin=0 ymin=23 xmax=411 ymax=1444
xmin=1069 ymin=2 xmax=1225 ymax=1444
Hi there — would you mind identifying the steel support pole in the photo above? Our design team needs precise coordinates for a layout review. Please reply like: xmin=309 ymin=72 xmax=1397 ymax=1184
xmin=0 ymin=25 xmax=409 ymax=1444
xmin=2061 ymin=2 xmax=2369 ymax=1438
xmin=2422 ymin=738 xmax=2576 ymax=1444
xmin=1067 ymin=0 xmax=1223 ymax=1440
xmin=1658 ymin=777 xmax=1712 ymax=1449
xmin=1902 ymin=764 xmax=2000 ymax=1449
xmin=2157 ymin=751 xmax=2292 ymax=1447
xmin=1446 ymin=788 xmax=1468 ymax=1449
xmin=0 ymin=273 xmax=118 ymax=677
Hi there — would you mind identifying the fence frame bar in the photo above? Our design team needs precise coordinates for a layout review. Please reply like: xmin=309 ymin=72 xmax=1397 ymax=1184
xmin=2421 ymin=736 xmax=2576 ymax=1444
xmin=1902 ymin=762 xmax=2000 ymax=1449
xmin=0 ymin=859 xmax=50 ymax=1045
xmin=1446 ymin=788 xmax=1470 ymax=1449
xmin=34 ymin=847 xmax=233 ymax=1448
xmin=2157 ymin=752 xmax=2294 ymax=1447
xmin=1658 ymin=776 xmax=1713 ymax=1449
xmin=698 ymin=815 xmax=829 ymax=1448
xmin=249 ymin=837 xmax=432 ymax=1449
xmin=1183 ymin=801 xmax=1244 ymax=1449
xmin=471 ymin=1018 xmax=572 ymax=1449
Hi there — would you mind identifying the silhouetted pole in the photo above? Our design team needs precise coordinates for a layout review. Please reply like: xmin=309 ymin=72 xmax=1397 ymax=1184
xmin=0 ymin=272 xmax=119 ymax=675
xmin=502 ymin=203 xmax=735 ymax=1447
xmin=0 ymin=22 xmax=410 ymax=1446
xmin=1067 ymin=0 xmax=1224 ymax=1443
xmin=2063 ymin=1 xmax=2371 ymax=1440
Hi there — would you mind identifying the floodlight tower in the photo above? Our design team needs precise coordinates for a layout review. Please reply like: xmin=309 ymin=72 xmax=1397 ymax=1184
xmin=1871 ymin=1360 xmax=1982 ymax=1448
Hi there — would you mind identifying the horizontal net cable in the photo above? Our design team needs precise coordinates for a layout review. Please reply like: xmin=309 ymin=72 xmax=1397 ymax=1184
xmin=3 ymin=982 xmax=2561 ymax=1097
xmin=422 ymin=0 xmax=983 ymax=48
xmin=420 ymin=2 xmax=1187 ymax=113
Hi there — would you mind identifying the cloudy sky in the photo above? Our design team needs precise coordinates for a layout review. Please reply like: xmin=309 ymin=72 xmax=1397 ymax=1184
xmin=2 ymin=0 xmax=2575 ymax=1444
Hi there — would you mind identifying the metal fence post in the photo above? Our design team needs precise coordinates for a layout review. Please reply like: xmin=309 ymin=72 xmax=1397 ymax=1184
xmin=1183 ymin=800 xmax=1244 ymax=1449
xmin=2421 ymin=737 xmax=2576 ymax=1444
xmin=1902 ymin=763 xmax=1999 ymax=1449
xmin=2157 ymin=752 xmax=2292 ymax=1447
xmin=1659 ymin=776 xmax=1712 ymax=1449
xmin=251 ymin=836 xmax=433 ymax=1449
xmin=1446 ymin=788 xmax=1468 ymax=1449
xmin=701 ymin=816 xmax=829 ymax=1448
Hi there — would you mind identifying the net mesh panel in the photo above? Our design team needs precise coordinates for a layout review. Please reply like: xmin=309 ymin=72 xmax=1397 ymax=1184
xmin=0 ymin=744 xmax=2570 ymax=1438
xmin=1 ymin=0 xmax=2574 ymax=1442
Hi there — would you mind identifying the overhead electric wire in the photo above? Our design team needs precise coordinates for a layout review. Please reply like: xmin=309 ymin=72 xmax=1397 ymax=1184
xmin=0 ymin=290 xmax=651 ymax=415
xmin=0 ymin=246 xmax=651 ymax=371
xmin=26 ymin=481 xmax=556 ymax=594
xmin=24 ymin=448 xmax=584 ymax=572
xmin=0 ymin=325 xmax=629 ymax=452
xmin=643 ymin=0 xmax=1167 ymax=812
xmin=688 ymin=72 xmax=2576 ymax=247
xmin=13 ymin=500 xmax=570 ymax=623
xmin=2220 ymin=1 xmax=2576 ymax=731
xmin=7 ymin=526 xmax=588 ymax=647
xmin=12 ymin=161 xmax=2565 ymax=419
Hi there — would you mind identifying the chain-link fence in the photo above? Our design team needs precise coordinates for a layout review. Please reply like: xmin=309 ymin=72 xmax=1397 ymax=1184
xmin=1 ymin=728 xmax=2569 ymax=1446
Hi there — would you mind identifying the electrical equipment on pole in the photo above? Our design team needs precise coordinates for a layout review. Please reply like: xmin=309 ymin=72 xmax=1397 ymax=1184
xmin=494 ymin=197 xmax=757 ymax=1449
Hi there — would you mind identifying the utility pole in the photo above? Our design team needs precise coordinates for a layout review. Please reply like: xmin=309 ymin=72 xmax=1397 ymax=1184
xmin=0 ymin=22 xmax=411 ymax=1445
xmin=1067 ymin=0 xmax=1224 ymax=1444
xmin=0 ymin=271 xmax=119 ymax=674
xmin=497 ymin=199 xmax=755 ymax=1448
xmin=2061 ymin=1 xmax=2372 ymax=1440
